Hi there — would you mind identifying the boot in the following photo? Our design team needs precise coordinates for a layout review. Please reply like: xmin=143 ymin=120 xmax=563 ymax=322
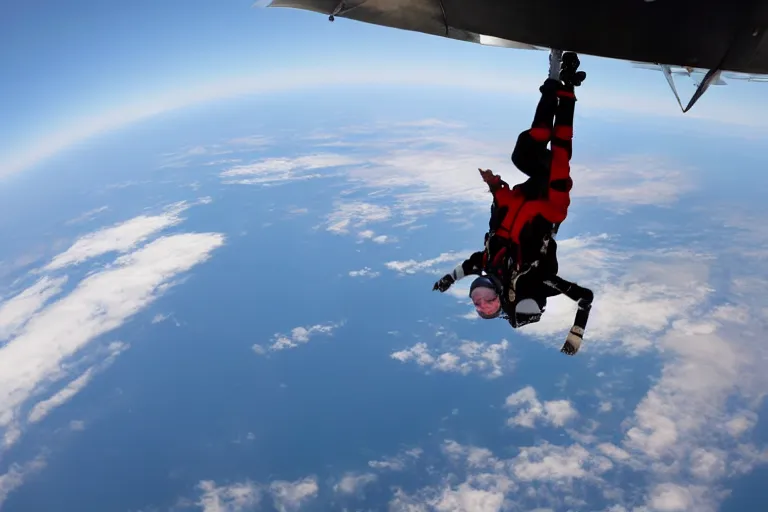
xmin=560 ymin=52 xmax=586 ymax=87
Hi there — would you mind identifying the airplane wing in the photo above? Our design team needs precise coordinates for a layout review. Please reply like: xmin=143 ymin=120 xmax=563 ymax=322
xmin=266 ymin=0 xmax=768 ymax=73
xmin=264 ymin=0 xmax=768 ymax=112
xmin=722 ymin=72 xmax=768 ymax=83
xmin=266 ymin=0 xmax=546 ymax=49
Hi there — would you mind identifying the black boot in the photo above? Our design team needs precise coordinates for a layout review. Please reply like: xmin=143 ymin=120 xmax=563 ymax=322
xmin=560 ymin=52 xmax=586 ymax=87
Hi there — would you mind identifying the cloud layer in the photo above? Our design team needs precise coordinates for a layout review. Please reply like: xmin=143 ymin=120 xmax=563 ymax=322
xmin=0 ymin=200 xmax=224 ymax=464
xmin=215 ymin=121 xmax=698 ymax=228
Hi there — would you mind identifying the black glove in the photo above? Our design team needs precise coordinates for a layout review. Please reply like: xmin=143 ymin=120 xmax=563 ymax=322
xmin=433 ymin=274 xmax=455 ymax=292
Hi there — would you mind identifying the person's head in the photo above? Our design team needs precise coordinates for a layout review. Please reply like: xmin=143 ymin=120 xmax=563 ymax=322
xmin=469 ymin=276 xmax=502 ymax=319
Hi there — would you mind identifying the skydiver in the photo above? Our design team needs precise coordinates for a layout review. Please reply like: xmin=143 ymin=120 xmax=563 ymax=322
xmin=432 ymin=51 xmax=593 ymax=356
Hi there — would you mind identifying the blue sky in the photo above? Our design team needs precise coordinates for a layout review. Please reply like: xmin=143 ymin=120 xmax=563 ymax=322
xmin=0 ymin=80 xmax=767 ymax=511
xmin=3 ymin=1 xmax=768 ymax=180
xmin=2 ymin=5 xmax=768 ymax=509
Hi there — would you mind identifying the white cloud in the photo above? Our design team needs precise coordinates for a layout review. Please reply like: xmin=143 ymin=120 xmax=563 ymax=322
xmin=0 ymin=229 xmax=224 ymax=449
xmin=326 ymin=201 xmax=392 ymax=234
xmin=227 ymin=135 xmax=273 ymax=147
xmin=504 ymin=386 xmax=578 ymax=428
xmin=368 ymin=458 xmax=407 ymax=471
xmin=614 ymin=310 xmax=768 ymax=509
xmin=388 ymin=487 xmax=430 ymax=512
xmin=519 ymin=236 xmax=713 ymax=355
xmin=385 ymin=251 xmax=472 ymax=276
xmin=0 ymin=276 xmax=67 ymax=341
xmin=193 ymin=475 xmax=318 ymax=512
xmin=196 ymin=479 xmax=262 ymax=512
xmin=357 ymin=230 xmax=394 ymax=244
xmin=0 ymin=456 xmax=47 ymax=510
xmin=43 ymin=200 xmax=194 ymax=271
xmin=69 ymin=420 xmax=85 ymax=431
xmin=597 ymin=443 xmax=631 ymax=462
xmin=391 ymin=339 xmax=510 ymax=378
xmin=27 ymin=341 xmax=129 ymax=424
xmin=269 ymin=476 xmax=319 ymax=512
xmin=725 ymin=412 xmax=757 ymax=437
xmin=253 ymin=321 xmax=343 ymax=354
xmin=570 ymin=156 xmax=694 ymax=206
xmin=152 ymin=313 xmax=169 ymax=324
xmin=65 ymin=206 xmax=108 ymax=226
xmin=647 ymin=483 xmax=699 ymax=512
xmin=348 ymin=267 xmax=380 ymax=278
xmin=374 ymin=217 xmax=768 ymax=512
xmin=334 ymin=472 xmax=377 ymax=495
xmin=512 ymin=443 xmax=613 ymax=482
xmin=389 ymin=440 xmax=612 ymax=512
xmin=220 ymin=154 xmax=359 ymax=186
xmin=508 ymin=227 xmax=768 ymax=511
xmin=2 ymin=427 xmax=20 ymax=450
xmin=711 ymin=304 xmax=750 ymax=324
xmin=297 ymin=124 xmax=697 ymax=221
xmin=442 ymin=440 xmax=503 ymax=470
xmin=429 ymin=482 xmax=510 ymax=512
xmin=368 ymin=447 xmax=422 ymax=472
xmin=158 ymin=136 xmax=266 ymax=169
xmin=151 ymin=312 xmax=180 ymax=327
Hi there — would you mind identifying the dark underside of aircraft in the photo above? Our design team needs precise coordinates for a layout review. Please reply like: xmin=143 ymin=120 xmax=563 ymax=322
xmin=266 ymin=0 xmax=768 ymax=112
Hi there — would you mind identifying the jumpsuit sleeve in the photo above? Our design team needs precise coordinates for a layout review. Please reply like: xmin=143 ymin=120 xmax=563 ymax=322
xmin=450 ymin=251 xmax=485 ymax=282
xmin=539 ymin=274 xmax=593 ymax=334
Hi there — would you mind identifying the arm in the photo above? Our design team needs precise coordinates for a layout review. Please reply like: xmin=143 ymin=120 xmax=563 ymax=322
xmin=540 ymin=275 xmax=593 ymax=355
xmin=478 ymin=168 xmax=509 ymax=193
xmin=433 ymin=251 xmax=484 ymax=292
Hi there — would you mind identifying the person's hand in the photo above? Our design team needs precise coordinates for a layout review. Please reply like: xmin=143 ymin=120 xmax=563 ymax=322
xmin=478 ymin=168 xmax=497 ymax=183
xmin=560 ymin=326 xmax=583 ymax=356
xmin=433 ymin=274 xmax=455 ymax=292
xmin=479 ymin=168 xmax=502 ymax=191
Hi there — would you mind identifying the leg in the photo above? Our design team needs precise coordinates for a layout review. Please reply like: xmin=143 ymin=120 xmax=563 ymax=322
xmin=511 ymin=48 xmax=562 ymax=180
xmin=533 ymin=81 xmax=577 ymax=224
xmin=529 ymin=49 xmax=565 ymax=137
xmin=511 ymin=80 xmax=559 ymax=180
xmin=506 ymin=81 xmax=578 ymax=248
xmin=511 ymin=132 xmax=551 ymax=181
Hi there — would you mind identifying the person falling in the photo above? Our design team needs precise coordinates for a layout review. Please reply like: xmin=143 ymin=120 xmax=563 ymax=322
xmin=433 ymin=50 xmax=593 ymax=356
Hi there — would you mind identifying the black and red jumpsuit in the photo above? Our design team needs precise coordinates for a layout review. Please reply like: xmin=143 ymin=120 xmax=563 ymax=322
xmin=441 ymin=79 xmax=593 ymax=336
xmin=482 ymin=78 xmax=576 ymax=277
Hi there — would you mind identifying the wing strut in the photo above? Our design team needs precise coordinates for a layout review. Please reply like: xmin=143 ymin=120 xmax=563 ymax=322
xmin=683 ymin=68 xmax=722 ymax=112
xmin=660 ymin=63 xmax=723 ymax=113
xmin=665 ymin=1 xmax=755 ymax=113
xmin=660 ymin=64 xmax=686 ymax=112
